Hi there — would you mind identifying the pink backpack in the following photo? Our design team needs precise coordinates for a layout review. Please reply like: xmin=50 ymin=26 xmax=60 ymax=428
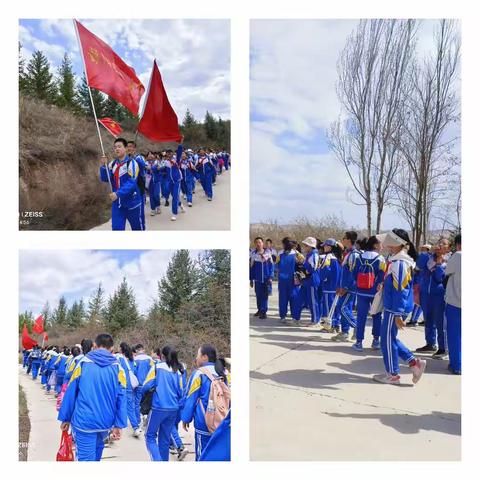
xmin=198 ymin=367 xmax=231 ymax=433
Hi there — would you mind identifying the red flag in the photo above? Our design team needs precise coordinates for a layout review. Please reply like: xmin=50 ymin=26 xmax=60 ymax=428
xmin=137 ymin=60 xmax=182 ymax=143
xmin=74 ymin=19 xmax=145 ymax=115
xmin=43 ymin=332 xmax=49 ymax=342
xmin=98 ymin=117 xmax=123 ymax=137
xmin=22 ymin=325 xmax=37 ymax=350
xmin=32 ymin=314 xmax=44 ymax=334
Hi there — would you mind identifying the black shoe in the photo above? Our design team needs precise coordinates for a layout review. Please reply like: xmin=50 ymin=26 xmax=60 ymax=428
xmin=259 ymin=313 xmax=267 ymax=319
xmin=406 ymin=321 xmax=417 ymax=327
xmin=432 ymin=348 xmax=447 ymax=359
xmin=418 ymin=320 xmax=425 ymax=325
xmin=165 ymin=200 xmax=170 ymax=206
xmin=415 ymin=344 xmax=437 ymax=353
xmin=253 ymin=311 xmax=260 ymax=317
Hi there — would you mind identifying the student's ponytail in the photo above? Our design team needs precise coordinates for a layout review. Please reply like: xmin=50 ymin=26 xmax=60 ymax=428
xmin=200 ymin=344 xmax=226 ymax=378
xmin=162 ymin=345 xmax=184 ymax=374
xmin=120 ymin=342 xmax=134 ymax=362
xmin=392 ymin=228 xmax=418 ymax=261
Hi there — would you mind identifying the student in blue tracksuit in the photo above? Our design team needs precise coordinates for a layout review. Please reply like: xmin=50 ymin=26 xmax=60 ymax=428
xmin=40 ymin=347 xmax=51 ymax=387
xmin=181 ymin=344 xmax=230 ymax=461
xmin=22 ymin=349 xmax=30 ymax=369
xmin=445 ymin=234 xmax=461 ymax=375
xmin=297 ymin=237 xmax=321 ymax=325
xmin=99 ymin=138 xmax=142 ymax=231
xmin=58 ymin=334 xmax=127 ymax=461
xmin=133 ymin=344 xmax=155 ymax=427
xmin=351 ymin=236 xmax=387 ymax=351
xmin=181 ymin=150 xmax=198 ymax=207
xmin=29 ymin=345 xmax=42 ymax=380
xmin=127 ymin=141 xmax=147 ymax=230
xmin=118 ymin=342 xmax=141 ymax=437
xmin=53 ymin=347 xmax=70 ymax=395
xmin=166 ymin=142 xmax=186 ymax=221
xmin=45 ymin=347 xmax=59 ymax=393
xmin=331 ymin=231 xmax=360 ymax=342
xmin=373 ymin=229 xmax=427 ymax=385
xmin=277 ymin=237 xmax=304 ymax=323
xmin=169 ymin=360 xmax=188 ymax=461
xmin=318 ymin=239 xmax=342 ymax=333
xmin=197 ymin=148 xmax=215 ymax=201
xmin=63 ymin=345 xmax=83 ymax=386
xmin=250 ymin=237 xmax=274 ymax=319
xmin=141 ymin=346 xmax=185 ymax=461
xmin=415 ymin=237 xmax=451 ymax=358
xmin=145 ymin=152 xmax=162 ymax=216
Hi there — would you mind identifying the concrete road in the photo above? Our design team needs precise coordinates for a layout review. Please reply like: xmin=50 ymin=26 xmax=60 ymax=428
xmin=250 ymin=283 xmax=461 ymax=461
xmin=19 ymin=366 xmax=195 ymax=461
xmin=92 ymin=170 xmax=230 ymax=231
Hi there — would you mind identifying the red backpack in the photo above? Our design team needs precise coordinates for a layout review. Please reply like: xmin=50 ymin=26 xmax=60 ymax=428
xmin=357 ymin=258 xmax=376 ymax=290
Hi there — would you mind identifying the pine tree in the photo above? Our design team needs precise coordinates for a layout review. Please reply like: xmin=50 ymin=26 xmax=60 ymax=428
xmin=18 ymin=43 xmax=28 ymax=93
xmin=53 ymin=296 xmax=68 ymax=326
xmin=41 ymin=301 xmax=52 ymax=328
xmin=183 ymin=109 xmax=196 ymax=128
xmin=19 ymin=311 xmax=34 ymax=334
xmin=104 ymin=278 xmax=140 ymax=334
xmin=204 ymin=111 xmax=217 ymax=141
xmin=77 ymin=74 xmax=105 ymax=117
xmin=56 ymin=53 xmax=80 ymax=113
xmin=66 ymin=299 xmax=86 ymax=328
xmin=87 ymin=283 xmax=106 ymax=325
xmin=24 ymin=50 xmax=57 ymax=103
xmin=103 ymin=96 xmax=120 ymax=119
xmin=157 ymin=250 xmax=199 ymax=317
xmin=199 ymin=250 xmax=231 ymax=290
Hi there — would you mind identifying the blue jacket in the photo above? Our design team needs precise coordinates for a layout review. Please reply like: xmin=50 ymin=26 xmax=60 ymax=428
xmin=303 ymin=249 xmax=321 ymax=287
xmin=64 ymin=354 xmax=84 ymax=384
xmin=277 ymin=249 xmax=302 ymax=283
xmin=181 ymin=363 xmax=230 ymax=435
xmin=53 ymin=353 xmax=69 ymax=377
xmin=166 ymin=145 xmax=184 ymax=183
xmin=382 ymin=252 xmax=415 ymax=316
xmin=319 ymin=253 xmax=341 ymax=293
xmin=141 ymin=361 xmax=184 ymax=411
xmin=250 ymin=250 xmax=274 ymax=283
xmin=58 ymin=349 xmax=127 ymax=432
xmin=146 ymin=160 xmax=162 ymax=183
xmin=134 ymin=353 xmax=155 ymax=386
xmin=100 ymin=156 xmax=142 ymax=210
xmin=339 ymin=248 xmax=361 ymax=292
xmin=416 ymin=252 xmax=448 ymax=297
xmin=197 ymin=155 xmax=215 ymax=176
xmin=353 ymin=251 xmax=386 ymax=298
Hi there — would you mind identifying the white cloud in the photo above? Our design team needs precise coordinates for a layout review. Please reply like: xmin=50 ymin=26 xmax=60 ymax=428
xmin=19 ymin=250 xmax=203 ymax=315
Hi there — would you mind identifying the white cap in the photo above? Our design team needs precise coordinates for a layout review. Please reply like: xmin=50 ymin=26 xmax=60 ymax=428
xmin=376 ymin=231 xmax=408 ymax=247
xmin=301 ymin=237 xmax=317 ymax=248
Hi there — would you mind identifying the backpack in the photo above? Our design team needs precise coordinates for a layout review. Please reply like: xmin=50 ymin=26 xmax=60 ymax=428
xmin=198 ymin=367 xmax=231 ymax=433
xmin=123 ymin=358 xmax=139 ymax=389
xmin=127 ymin=158 xmax=146 ymax=195
xmin=357 ymin=257 xmax=376 ymax=290
xmin=140 ymin=387 xmax=155 ymax=415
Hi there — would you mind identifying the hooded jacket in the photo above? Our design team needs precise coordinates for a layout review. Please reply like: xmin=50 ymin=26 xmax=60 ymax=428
xmin=58 ymin=349 xmax=127 ymax=432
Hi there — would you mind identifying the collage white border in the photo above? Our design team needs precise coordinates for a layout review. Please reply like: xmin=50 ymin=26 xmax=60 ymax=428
xmin=3 ymin=0 xmax=479 ymax=477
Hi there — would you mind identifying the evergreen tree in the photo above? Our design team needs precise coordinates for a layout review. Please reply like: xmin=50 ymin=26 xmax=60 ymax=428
xmin=204 ymin=111 xmax=217 ymax=141
xmin=41 ymin=301 xmax=52 ymax=328
xmin=24 ymin=50 xmax=57 ymax=103
xmin=19 ymin=311 xmax=34 ymax=334
xmin=103 ymin=96 xmax=120 ymax=119
xmin=66 ymin=299 xmax=86 ymax=328
xmin=199 ymin=250 xmax=231 ymax=290
xmin=18 ymin=43 xmax=28 ymax=93
xmin=53 ymin=296 xmax=68 ymax=326
xmin=77 ymin=74 xmax=105 ymax=117
xmin=87 ymin=283 xmax=106 ymax=325
xmin=56 ymin=53 xmax=80 ymax=113
xmin=183 ymin=109 xmax=196 ymax=128
xmin=157 ymin=250 xmax=199 ymax=317
xmin=104 ymin=278 xmax=140 ymax=333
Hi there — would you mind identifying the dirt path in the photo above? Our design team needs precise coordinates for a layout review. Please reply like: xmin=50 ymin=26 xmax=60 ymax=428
xmin=92 ymin=170 xmax=230 ymax=231
xmin=19 ymin=365 xmax=195 ymax=461
xmin=250 ymin=283 xmax=461 ymax=461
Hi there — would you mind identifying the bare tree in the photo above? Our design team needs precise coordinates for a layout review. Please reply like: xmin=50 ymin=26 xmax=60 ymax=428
xmin=328 ymin=20 xmax=417 ymax=235
xmin=393 ymin=19 xmax=460 ymax=247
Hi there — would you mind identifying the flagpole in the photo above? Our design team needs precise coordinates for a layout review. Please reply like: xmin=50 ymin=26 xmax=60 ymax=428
xmin=73 ymin=19 xmax=112 ymax=191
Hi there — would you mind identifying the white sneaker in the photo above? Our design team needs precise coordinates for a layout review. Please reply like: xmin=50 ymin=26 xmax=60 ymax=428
xmin=150 ymin=210 xmax=156 ymax=216
xmin=171 ymin=216 xmax=177 ymax=221
xmin=188 ymin=202 xmax=192 ymax=207
xmin=331 ymin=332 xmax=349 ymax=342
xmin=133 ymin=428 xmax=142 ymax=437
xmin=410 ymin=358 xmax=427 ymax=384
xmin=156 ymin=207 xmax=161 ymax=214
xmin=372 ymin=373 xmax=401 ymax=385
xmin=180 ymin=205 xmax=186 ymax=213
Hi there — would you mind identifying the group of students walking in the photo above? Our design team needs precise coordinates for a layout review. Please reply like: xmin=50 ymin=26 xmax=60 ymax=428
xmin=21 ymin=334 xmax=231 ymax=462
xmin=250 ymin=229 xmax=462 ymax=385
xmin=100 ymin=137 xmax=230 ymax=230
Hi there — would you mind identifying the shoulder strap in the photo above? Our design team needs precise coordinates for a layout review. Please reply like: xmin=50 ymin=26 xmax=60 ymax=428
xmin=198 ymin=367 xmax=216 ymax=383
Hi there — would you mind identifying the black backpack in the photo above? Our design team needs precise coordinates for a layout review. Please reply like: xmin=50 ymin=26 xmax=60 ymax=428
xmin=140 ymin=387 xmax=155 ymax=415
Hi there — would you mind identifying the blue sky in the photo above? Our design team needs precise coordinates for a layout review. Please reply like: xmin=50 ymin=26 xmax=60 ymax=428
xmin=19 ymin=250 xmax=202 ymax=315
xmin=19 ymin=19 xmax=230 ymax=121
xmin=250 ymin=19 xmax=461 ymax=230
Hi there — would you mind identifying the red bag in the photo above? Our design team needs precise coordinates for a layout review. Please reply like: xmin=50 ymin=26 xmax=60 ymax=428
xmin=56 ymin=431 xmax=74 ymax=461
xmin=56 ymin=383 xmax=68 ymax=411
xmin=413 ymin=283 xmax=421 ymax=305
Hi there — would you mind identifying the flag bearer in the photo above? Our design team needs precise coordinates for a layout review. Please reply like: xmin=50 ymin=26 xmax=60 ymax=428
xmin=99 ymin=138 xmax=142 ymax=231
xmin=250 ymin=237 xmax=274 ymax=319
